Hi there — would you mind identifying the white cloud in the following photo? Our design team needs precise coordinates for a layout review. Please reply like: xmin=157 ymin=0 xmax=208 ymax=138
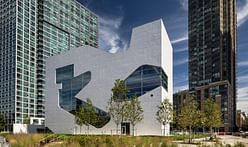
xmin=238 ymin=75 xmax=248 ymax=83
xmin=84 ymin=0 xmax=93 ymax=7
xmin=238 ymin=60 xmax=248 ymax=67
xmin=237 ymin=0 xmax=248 ymax=27
xmin=237 ymin=82 xmax=248 ymax=112
xmin=178 ymin=0 xmax=188 ymax=11
xmin=173 ymin=84 xmax=188 ymax=93
xmin=238 ymin=86 xmax=248 ymax=100
xmin=174 ymin=47 xmax=188 ymax=53
xmin=174 ymin=73 xmax=188 ymax=84
xmin=99 ymin=15 xmax=128 ymax=53
xmin=237 ymin=74 xmax=248 ymax=112
xmin=237 ymin=101 xmax=248 ymax=112
xmin=174 ymin=57 xmax=188 ymax=66
xmin=238 ymin=69 xmax=248 ymax=76
xmin=171 ymin=34 xmax=188 ymax=44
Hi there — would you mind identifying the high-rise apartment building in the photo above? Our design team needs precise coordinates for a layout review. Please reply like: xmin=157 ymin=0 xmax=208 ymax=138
xmin=173 ymin=90 xmax=189 ymax=117
xmin=0 ymin=0 xmax=98 ymax=131
xmin=188 ymin=0 xmax=237 ymax=131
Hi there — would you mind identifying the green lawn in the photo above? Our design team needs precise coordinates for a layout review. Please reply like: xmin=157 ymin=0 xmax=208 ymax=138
xmin=1 ymin=133 xmax=179 ymax=147
xmin=1 ymin=133 xmax=244 ymax=147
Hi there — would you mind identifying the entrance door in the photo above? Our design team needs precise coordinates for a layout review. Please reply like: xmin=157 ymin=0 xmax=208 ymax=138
xmin=121 ymin=122 xmax=130 ymax=135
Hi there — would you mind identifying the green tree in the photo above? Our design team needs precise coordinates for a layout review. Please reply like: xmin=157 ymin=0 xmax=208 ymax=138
xmin=156 ymin=99 xmax=173 ymax=136
xmin=75 ymin=98 xmax=98 ymax=134
xmin=75 ymin=107 xmax=85 ymax=133
xmin=198 ymin=111 xmax=207 ymax=135
xmin=171 ymin=109 xmax=180 ymax=131
xmin=203 ymin=98 xmax=222 ymax=138
xmin=108 ymin=79 xmax=128 ymax=134
xmin=178 ymin=97 xmax=201 ymax=143
xmin=0 ymin=114 xmax=6 ymax=131
xmin=125 ymin=96 xmax=144 ymax=136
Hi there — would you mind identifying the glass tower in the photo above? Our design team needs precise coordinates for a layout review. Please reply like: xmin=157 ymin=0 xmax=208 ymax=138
xmin=188 ymin=0 xmax=236 ymax=131
xmin=0 ymin=0 xmax=98 ymax=130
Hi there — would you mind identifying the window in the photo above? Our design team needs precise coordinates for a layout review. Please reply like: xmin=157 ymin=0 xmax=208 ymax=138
xmin=125 ymin=65 xmax=168 ymax=98
xmin=56 ymin=64 xmax=110 ymax=128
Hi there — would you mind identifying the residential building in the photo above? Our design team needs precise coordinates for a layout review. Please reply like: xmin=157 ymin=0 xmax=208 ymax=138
xmin=173 ymin=90 xmax=189 ymax=116
xmin=236 ymin=110 xmax=247 ymax=131
xmin=36 ymin=0 xmax=98 ymax=118
xmin=45 ymin=20 xmax=173 ymax=135
xmin=188 ymin=0 xmax=237 ymax=131
xmin=0 ymin=0 xmax=97 ymax=131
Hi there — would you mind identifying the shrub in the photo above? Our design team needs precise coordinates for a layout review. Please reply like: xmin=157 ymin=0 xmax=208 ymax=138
xmin=105 ymin=138 xmax=114 ymax=147
xmin=6 ymin=134 xmax=44 ymax=147
xmin=233 ymin=142 xmax=245 ymax=147
xmin=78 ymin=136 xmax=91 ymax=146
xmin=160 ymin=142 xmax=177 ymax=147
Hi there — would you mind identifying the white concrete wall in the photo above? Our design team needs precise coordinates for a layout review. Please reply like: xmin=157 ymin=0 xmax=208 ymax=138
xmin=45 ymin=19 xmax=173 ymax=136
xmin=13 ymin=124 xmax=28 ymax=134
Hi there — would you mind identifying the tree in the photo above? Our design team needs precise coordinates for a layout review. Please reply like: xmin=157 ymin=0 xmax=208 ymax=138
xmin=171 ymin=109 xmax=180 ymax=131
xmin=75 ymin=107 xmax=85 ymax=133
xmin=108 ymin=79 xmax=128 ymax=134
xmin=75 ymin=98 xmax=98 ymax=134
xmin=156 ymin=99 xmax=173 ymax=136
xmin=0 ymin=114 xmax=6 ymax=131
xmin=198 ymin=111 xmax=207 ymax=135
xmin=125 ymin=96 xmax=144 ymax=136
xmin=203 ymin=98 xmax=222 ymax=138
xmin=178 ymin=97 xmax=201 ymax=143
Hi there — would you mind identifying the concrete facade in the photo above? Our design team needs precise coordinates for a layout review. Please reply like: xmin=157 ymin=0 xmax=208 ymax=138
xmin=45 ymin=20 xmax=173 ymax=135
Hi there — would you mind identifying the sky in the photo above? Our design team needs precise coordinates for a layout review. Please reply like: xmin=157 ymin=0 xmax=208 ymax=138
xmin=78 ymin=0 xmax=248 ymax=112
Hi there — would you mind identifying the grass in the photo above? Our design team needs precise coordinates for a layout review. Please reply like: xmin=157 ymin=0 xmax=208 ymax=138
xmin=2 ymin=133 xmax=245 ymax=147
xmin=0 ymin=131 xmax=11 ymax=137
xmin=5 ymin=133 xmax=45 ymax=147
xmin=3 ymin=134 xmax=176 ymax=147
xmin=41 ymin=134 xmax=175 ymax=147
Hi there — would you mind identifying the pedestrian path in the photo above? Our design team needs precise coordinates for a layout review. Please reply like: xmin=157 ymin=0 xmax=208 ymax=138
xmin=0 ymin=136 xmax=10 ymax=147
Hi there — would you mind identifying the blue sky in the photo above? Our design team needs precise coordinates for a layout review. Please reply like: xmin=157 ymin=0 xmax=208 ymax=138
xmin=79 ymin=0 xmax=248 ymax=112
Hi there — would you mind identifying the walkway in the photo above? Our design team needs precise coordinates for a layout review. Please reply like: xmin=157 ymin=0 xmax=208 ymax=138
xmin=174 ymin=135 xmax=248 ymax=146
xmin=0 ymin=136 xmax=10 ymax=147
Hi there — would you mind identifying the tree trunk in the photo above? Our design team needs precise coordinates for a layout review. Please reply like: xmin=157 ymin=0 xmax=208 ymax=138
xmin=193 ymin=128 xmax=194 ymax=140
xmin=163 ymin=124 xmax=166 ymax=136
xmin=116 ymin=124 xmax=119 ymax=135
xmin=121 ymin=116 xmax=123 ymax=135
xmin=88 ymin=125 xmax=90 ymax=134
xmin=183 ymin=129 xmax=186 ymax=143
xmin=203 ymin=126 xmax=206 ymax=141
xmin=210 ymin=127 xmax=213 ymax=140
xmin=189 ymin=126 xmax=192 ymax=143
xmin=132 ymin=124 xmax=135 ymax=136
xmin=80 ymin=126 xmax=82 ymax=134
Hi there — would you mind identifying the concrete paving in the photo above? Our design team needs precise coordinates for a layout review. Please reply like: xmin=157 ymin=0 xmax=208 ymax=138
xmin=0 ymin=136 xmax=10 ymax=147
xmin=174 ymin=135 xmax=248 ymax=147
xmin=218 ymin=135 xmax=248 ymax=146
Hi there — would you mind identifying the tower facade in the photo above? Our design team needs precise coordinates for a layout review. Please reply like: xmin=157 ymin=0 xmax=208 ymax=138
xmin=0 ymin=0 xmax=97 ymax=131
xmin=188 ymin=0 xmax=237 ymax=131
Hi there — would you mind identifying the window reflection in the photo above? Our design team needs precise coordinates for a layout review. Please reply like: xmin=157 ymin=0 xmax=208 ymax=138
xmin=125 ymin=65 xmax=168 ymax=98
xmin=56 ymin=64 xmax=110 ymax=128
